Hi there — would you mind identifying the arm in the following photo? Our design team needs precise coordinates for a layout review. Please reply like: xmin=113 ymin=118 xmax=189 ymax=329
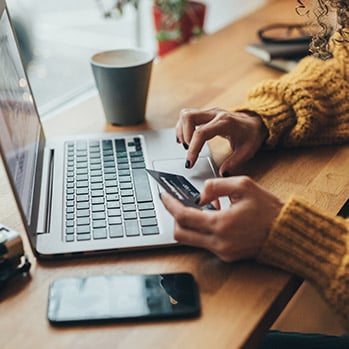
xmin=258 ymin=197 xmax=349 ymax=332
xmin=176 ymin=40 xmax=349 ymax=175
xmin=161 ymin=178 xmax=349 ymax=331
xmin=241 ymin=39 xmax=349 ymax=148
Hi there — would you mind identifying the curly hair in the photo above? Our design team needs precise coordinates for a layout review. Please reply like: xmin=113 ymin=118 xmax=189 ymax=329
xmin=296 ymin=0 xmax=349 ymax=59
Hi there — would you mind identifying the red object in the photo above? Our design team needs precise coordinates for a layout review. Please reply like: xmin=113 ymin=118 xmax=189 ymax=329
xmin=153 ymin=1 xmax=206 ymax=56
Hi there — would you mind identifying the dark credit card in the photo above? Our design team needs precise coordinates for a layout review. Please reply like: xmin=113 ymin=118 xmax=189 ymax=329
xmin=146 ymin=169 xmax=215 ymax=210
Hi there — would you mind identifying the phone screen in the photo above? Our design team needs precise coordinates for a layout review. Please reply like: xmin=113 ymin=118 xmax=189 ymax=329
xmin=47 ymin=272 xmax=200 ymax=325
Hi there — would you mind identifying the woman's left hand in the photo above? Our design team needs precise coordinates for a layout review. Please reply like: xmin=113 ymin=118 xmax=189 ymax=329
xmin=161 ymin=176 xmax=284 ymax=262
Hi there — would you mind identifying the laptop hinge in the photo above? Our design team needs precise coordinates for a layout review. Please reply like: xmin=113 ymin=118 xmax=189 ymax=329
xmin=37 ymin=148 xmax=54 ymax=234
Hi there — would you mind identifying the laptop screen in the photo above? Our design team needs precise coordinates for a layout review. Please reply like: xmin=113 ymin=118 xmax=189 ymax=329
xmin=0 ymin=7 xmax=41 ymax=224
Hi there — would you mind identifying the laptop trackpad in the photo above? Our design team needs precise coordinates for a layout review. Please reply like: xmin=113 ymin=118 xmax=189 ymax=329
xmin=152 ymin=157 xmax=217 ymax=191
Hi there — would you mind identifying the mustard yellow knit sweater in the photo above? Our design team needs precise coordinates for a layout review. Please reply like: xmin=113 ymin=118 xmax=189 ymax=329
xmin=242 ymin=37 xmax=349 ymax=332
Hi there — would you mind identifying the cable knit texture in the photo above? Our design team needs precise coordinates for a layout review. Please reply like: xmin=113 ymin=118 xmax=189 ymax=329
xmin=257 ymin=197 xmax=349 ymax=332
xmin=238 ymin=35 xmax=349 ymax=331
xmin=241 ymin=34 xmax=349 ymax=148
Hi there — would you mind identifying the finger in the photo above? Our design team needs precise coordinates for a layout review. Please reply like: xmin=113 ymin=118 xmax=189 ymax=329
xmin=219 ymin=148 xmax=249 ymax=176
xmin=179 ymin=108 xmax=216 ymax=146
xmin=199 ymin=176 xmax=253 ymax=205
xmin=160 ymin=192 xmax=213 ymax=232
xmin=173 ymin=223 xmax=213 ymax=250
xmin=186 ymin=120 xmax=229 ymax=169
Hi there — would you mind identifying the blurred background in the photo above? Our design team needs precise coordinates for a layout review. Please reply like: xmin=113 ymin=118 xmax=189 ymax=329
xmin=7 ymin=0 xmax=265 ymax=117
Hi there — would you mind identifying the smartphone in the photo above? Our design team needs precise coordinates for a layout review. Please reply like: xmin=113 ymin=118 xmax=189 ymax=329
xmin=47 ymin=272 xmax=200 ymax=325
xmin=337 ymin=199 xmax=349 ymax=218
xmin=146 ymin=168 xmax=216 ymax=210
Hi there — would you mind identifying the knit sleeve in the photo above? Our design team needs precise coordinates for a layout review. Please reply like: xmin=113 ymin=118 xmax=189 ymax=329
xmin=238 ymin=38 xmax=349 ymax=148
xmin=257 ymin=197 xmax=349 ymax=331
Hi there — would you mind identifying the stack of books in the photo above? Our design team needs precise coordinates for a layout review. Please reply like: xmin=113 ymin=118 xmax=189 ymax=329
xmin=246 ymin=41 xmax=311 ymax=72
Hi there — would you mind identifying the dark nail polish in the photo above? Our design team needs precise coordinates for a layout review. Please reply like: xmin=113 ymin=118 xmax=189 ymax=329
xmin=183 ymin=143 xmax=189 ymax=150
xmin=185 ymin=160 xmax=191 ymax=168
xmin=222 ymin=171 xmax=230 ymax=177
xmin=176 ymin=137 xmax=180 ymax=143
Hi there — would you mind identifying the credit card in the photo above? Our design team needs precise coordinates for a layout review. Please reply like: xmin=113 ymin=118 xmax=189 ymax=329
xmin=146 ymin=169 xmax=216 ymax=210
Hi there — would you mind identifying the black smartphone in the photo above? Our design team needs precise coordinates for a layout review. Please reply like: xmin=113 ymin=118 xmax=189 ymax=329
xmin=47 ymin=272 xmax=200 ymax=325
xmin=337 ymin=199 xmax=349 ymax=218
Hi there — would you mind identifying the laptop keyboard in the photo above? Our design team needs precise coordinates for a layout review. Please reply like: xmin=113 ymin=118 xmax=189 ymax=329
xmin=64 ymin=137 xmax=159 ymax=242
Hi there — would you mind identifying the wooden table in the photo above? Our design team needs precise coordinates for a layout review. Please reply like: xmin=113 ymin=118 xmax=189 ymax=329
xmin=1 ymin=0 xmax=348 ymax=348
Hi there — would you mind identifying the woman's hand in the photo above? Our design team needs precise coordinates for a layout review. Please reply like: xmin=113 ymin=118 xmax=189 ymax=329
xmin=161 ymin=176 xmax=283 ymax=263
xmin=176 ymin=107 xmax=268 ymax=176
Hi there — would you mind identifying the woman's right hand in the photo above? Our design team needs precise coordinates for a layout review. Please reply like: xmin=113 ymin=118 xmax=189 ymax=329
xmin=176 ymin=107 xmax=268 ymax=176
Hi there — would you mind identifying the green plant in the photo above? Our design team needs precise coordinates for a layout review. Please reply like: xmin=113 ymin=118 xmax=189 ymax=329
xmin=95 ymin=0 xmax=139 ymax=18
xmin=154 ymin=0 xmax=187 ymax=21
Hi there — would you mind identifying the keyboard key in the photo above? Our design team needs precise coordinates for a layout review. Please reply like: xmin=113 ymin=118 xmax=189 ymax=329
xmin=105 ymin=180 xmax=117 ymax=187
xmin=107 ymin=201 xmax=120 ymax=209
xmin=76 ymin=187 xmax=88 ymax=195
xmin=77 ymin=209 xmax=90 ymax=218
xmin=91 ymin=190 xmax=104 ymax=197
xmin=92 ymin=204 xmax=105 ymax=212
xmin=119 ymin=176 xmax=131 ymax=183
xmin=66 ymin=235 xmax=74 ymax=242
xmin=106 ymin=187 xmax=118 ymax=194
xmin=121 ymin=189 xmax=133 ymax=197
xmin=77 ymin=202 xmax=89 ymax=210
xmin=120 ymin=182 xmax=132 ymax=190
xmin=77 ymin=217 xmax=90 ymax=226
xmin=124 ymin=212 xmax=137 ymax=220
xmin=142 ymin=226 xmax=160 ymax=235
xmin=77 ymin=225 xmax=90 ymax=234
xmin=91 ymin=183 xmax=103 ymax=190
xmin=91 ymin=197 xmax=104 ymax=205
xmin=132 ymin=169 xmax=153 ymax=203
xmin=122 ymin=196 xmax=134 ymax=204
xmin=76 ymin=195 xmax=89 ymax=202
xmin=93 ymin=228 xmax=107 ymax=239
xmin=138 ymin=202 xmax=154 ymax=210
xmin=66 ymin=227 xmax=74 ymax=235
xmin=109 ymin=216 xmax=122 ymax=225
xmin=93 ymin=220 xmax=106 ymax=228
xmin=140 ymin=218 xmax=158 ymax=227
xmin=77 ymin=233 xmax=91 ymax=241
xmin=104 ymin=173 xmax=117 ymax=180
xmin=109 ymin=224 xmax=124 ymax=238
xmin=123 ymin=204 xmax=136 ymax=212
xmin=118 ymin=169 xmax=130 ymax=176
xmin=125 ymin=220 xmax=140 ymax=236
xmin=139 ymin=210 xmax=156 ymax=219
xmin=92 ymin=212 xmax=105 ymax=220
xmin=106 ymin=194 xmax=119 ymax=201
xmin=108 ymin=208 xmax=121 ymax=216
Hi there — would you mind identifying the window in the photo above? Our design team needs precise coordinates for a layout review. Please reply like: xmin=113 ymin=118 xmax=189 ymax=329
xmin=7 ymin=0 xmax=265 ymax=117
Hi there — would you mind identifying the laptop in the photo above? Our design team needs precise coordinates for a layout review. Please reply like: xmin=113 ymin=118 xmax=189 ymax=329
xmin=0 ymin=0 xmax=220 ymax=259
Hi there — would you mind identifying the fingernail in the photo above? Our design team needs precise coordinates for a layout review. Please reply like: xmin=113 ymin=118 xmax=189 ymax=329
xmin=183 ymin=143 xmax=189 ymax=150
xmin=185 ymin=159 xmax=191 ymax=168
xmin=194 ymin=195 xmax=201 ymax=205
xmin=176 ymin=137 xmax=180 ymax=144
xmin=222 ymin=171 xmax=230 ymax=177
xmin=159 ymin=192 xmax=163 ymax=201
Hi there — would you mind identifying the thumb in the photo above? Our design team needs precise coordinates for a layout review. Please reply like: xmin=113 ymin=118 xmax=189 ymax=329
xmin=219 ymin=150 xmax=247 ymax=176
xmin=199 ymin=177 xmax=249 ymax=205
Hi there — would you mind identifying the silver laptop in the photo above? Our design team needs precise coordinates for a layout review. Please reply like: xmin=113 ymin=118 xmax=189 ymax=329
xmin=0 ymin=0 xmax=219 ymax=259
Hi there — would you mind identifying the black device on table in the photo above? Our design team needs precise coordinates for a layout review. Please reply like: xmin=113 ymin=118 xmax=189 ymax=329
xmin=47 ymin=272 xmax=200 ymax=325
